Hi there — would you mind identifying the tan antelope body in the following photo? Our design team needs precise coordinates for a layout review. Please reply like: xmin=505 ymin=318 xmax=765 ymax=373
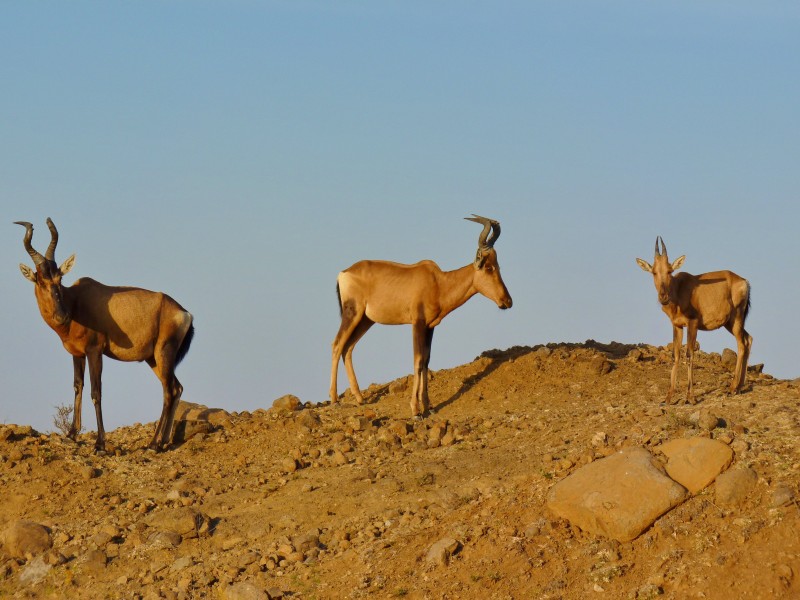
xmin=637 ymin=237 xmax=751 ymax=404
xmin=330 ymin=215 xmax=512 ymax=417
xmin=15 ymin=219 xmax=194 ymax=452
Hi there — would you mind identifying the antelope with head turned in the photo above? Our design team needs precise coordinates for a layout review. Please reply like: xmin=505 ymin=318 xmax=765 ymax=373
xmin=15 ymin=218 xmax=194 ymax=452
xmin=330 ymin=214 xmax=512 ymax=418
xmin=636 ymin=236 xmax=752 ymax=404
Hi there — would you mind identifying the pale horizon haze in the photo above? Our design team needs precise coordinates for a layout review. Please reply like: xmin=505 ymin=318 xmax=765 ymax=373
xmin=2 ymin=2 xmax=798 ymax=434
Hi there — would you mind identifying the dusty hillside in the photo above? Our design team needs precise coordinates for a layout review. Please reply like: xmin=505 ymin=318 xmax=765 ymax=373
xmin=1 ymin=341 xmax=798 ymax=600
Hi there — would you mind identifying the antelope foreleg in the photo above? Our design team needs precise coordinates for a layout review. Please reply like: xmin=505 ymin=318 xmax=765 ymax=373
xmin=685 ymin=323 xmax=698 ymax=404
xmin=68 ymin=356 xmax=86 ymax=440
xmin=666 ymin=326 xmax=683 ymax=404
xmin=730 ymin=325 xmax=753 ymax=394
xmin=87 ymin=353 xmax=106 ymax=453
xmin=410 ymin=322 xmax=431 ymax=417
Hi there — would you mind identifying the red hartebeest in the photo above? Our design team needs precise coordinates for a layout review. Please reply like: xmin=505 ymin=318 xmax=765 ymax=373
xmin=636 ymin=236 xmax=752 ymax=404
xmin=330 ymin=215 xmax=512 ymax=417
xmin=15 ymin=218 xmax=194 ymax=452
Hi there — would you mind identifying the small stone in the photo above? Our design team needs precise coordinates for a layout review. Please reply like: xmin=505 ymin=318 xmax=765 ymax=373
xmin=221 ymin=582 xmax=268 ymax=600
xmin=1 ymin=521 xmax=52 ymax=559
xmin=628 ymin=348 xmax=644 ymax=362
xmin=81 ymin=548 xmax=107 ymax=573
xmin=82 ymin=465 xmax=101 ymax=480
xmin=90 ymin=532 xmax=112 ymax=548
xmin=770 ymin=484 xmax=794 ymax=508
xmin=221 ymin=536 xmax=245 ymax=551
xmin=282 ymin=458 xmax=298 ymax=473
xmin=441 ymin=429 xmax=456 ymax=446
xmin=388 ymin=421 xmax=410 ymax=438
xmin=148 ymin=531 xmax=183 ymax=548
xmin=716 ymin=467 xmax=758 ymax=508
xmin=170 ymin=556 xmax=194 ymax=573
xmin=428 ymin=422 xmax=448 ymax=444
xmin=389 ymin=377 xmax=410 ymax=394
xmin=591 ymin=432 xmax=608 ymax=447
xmin=296 ymin=411 xmax=321 ymax=430
xmin=348 ymin=416 xmax=370 ymax=431
xmin=721 ymin=348 xmax=737 ymax=368
xmin=146 ymin=507 xmax=204 ymax=539
xmin=731 ymin=439 xmax=750 ymax=455
xmin=698 ymin=411 xmax=721 ymax=431
xmin=272 ymin=395 xmax=301 ymax=412
xmin=172 ymin=420 xmax=213 ymax=444
xmin=238 ymin=551 xmax=259 ymax=568
xmin=425 ymin=537 xmax=461 ymax=567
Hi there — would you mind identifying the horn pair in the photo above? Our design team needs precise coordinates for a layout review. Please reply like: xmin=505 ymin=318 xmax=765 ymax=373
xmin=14 ymin=218 xmax=59 ymax=266
xmin=654 ymin=236 xmax=667 ymax=258
xmin=466 ymin=214 xmax=501 ymax=269
xmin=465 ymin=214 xmax=501 ymax=250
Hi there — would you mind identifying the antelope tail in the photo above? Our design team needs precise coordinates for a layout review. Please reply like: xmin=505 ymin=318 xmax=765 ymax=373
xmin=176 ymin=323 xmax=195 ymax=366
xmin=743 ymin=282 xmax=752 ymax=324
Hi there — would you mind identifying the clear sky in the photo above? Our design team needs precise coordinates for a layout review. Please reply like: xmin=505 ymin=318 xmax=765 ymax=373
xmin=2 ymin=2 xmax=798 ymax=434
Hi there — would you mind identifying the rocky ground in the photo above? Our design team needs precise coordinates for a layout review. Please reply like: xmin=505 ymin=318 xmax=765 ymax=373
xmin=1 ymin=341 xmax=798 ymax=600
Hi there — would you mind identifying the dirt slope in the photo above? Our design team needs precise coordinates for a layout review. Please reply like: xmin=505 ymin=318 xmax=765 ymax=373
xmin=1 ymin=341 xmax=798 ymax=599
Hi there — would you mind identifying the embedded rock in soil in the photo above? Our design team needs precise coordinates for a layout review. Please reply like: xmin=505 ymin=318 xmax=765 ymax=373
xmin=715 ymin=467 xmax=759 ymax=508
xmin=221 ymin=581 xmax=269 ymax=600
xmin=146 ymin=507 xmax=206 ymax=539
xmin=658 ymin=437 xmax=734 ymax=494
xmin=546 ymin=447 xmax=687 ymax=542
xmin=173 ymin=401 xmax=232 ymax=427
xmin=1 ymin=521 xmax=52 ymax=559
xmin=426 ymin=537 xmax=462 ymax=567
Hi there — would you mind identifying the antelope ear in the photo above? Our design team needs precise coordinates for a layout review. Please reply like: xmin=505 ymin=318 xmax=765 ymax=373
xmin=671 ymin=255 xmax=685 ymax=271
xmin=19 ymin=263 xmax=37 ymax=283
xmin=60 ymin=254 xmax=76 ymax=275
xmin=635 ymin=258 xmax=653 ymax=273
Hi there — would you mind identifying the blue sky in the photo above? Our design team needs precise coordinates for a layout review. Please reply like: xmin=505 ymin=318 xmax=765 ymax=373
xmin=2 ymin=2 xmax=798 ymax=433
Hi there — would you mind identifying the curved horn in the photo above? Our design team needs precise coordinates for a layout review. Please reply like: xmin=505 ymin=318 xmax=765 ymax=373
xmin=45 ymin=217 xmax=59 ymax=261
xmin=14 ymin=221 xmax=45 ymax=266
xmin=654 ymin=236 xmax=661 ymax=257
xmin=465 ymin=214 xmax=501 ymax=249
xmin=658 ymin=236 xmax=667 ymax=258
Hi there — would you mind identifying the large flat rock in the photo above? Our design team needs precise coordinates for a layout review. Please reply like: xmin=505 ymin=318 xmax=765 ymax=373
xmin=546 ymin=447 xmax=688 ymax=542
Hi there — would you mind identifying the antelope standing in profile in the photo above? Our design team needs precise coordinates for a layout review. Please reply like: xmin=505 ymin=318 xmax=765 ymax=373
xmin=636 ymin=237 xmax=752 ymax=404
xmin=330 ymin=215 xmax=512 ymax=418
xmin=15 ymin=218 xmax=194 ymax=452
